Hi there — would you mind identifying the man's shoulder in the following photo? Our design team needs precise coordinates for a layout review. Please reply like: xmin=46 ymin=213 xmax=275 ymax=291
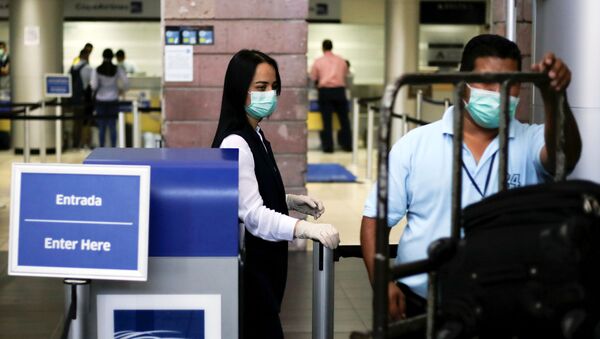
xmin=405 ymin=118 xmax=444 ymax=140
xmin=390 ymin=119 xmax=445 ymax=152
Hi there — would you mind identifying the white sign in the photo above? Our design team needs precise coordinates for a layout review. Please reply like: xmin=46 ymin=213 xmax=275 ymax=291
xmin=9 ymin=163 xmax=151 ymax=281
xmin=97 ymin=294 xmax=222 ymax=339
xmin=164 ymin=45 xmax=193 ymax=82
xmin=24 ymin=26 xmax=40 ymax=46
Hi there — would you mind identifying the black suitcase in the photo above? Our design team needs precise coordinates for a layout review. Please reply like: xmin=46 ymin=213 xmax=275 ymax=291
xmin=437 ymin=180 xmax=600 ymax=338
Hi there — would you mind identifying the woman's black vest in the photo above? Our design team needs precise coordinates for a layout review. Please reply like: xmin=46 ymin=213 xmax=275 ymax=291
xmin=232 ymin=124 xmax=289 ymax=323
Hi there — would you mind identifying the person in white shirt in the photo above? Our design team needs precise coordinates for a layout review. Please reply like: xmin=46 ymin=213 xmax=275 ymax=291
xmin=115 ymin=49 xmax=136 ymax=75
xmin=90 ymin=48 xmax=128 ymax=147
xmin=211 ymin=49 xmax=340 ymax=339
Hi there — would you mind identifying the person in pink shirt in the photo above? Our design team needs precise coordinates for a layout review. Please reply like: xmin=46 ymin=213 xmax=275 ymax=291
xmin=310 ymin=39 xmax=352 ymax=153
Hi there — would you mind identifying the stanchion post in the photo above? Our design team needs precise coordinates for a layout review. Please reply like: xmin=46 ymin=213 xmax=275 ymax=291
xmin=416 ymin=89 xmax=423 ymax=122
xmin=56 ymin=98 xmax=62 ymax=163
xmin=40 ymin=101 xmax=47 ymax=162
xmin=132 ymin=100 xmax=141 ymax=148
xmin=118 ymin=112 xmax=126 ymax=148
xmin=366 ymin=104 xmax=375 ymax=181
xmin=62 ymin=279 xmax=90 ymax=339
xmin=24 ymin=106 xmax=30 ymax=163
xmin=352 ymin=97 xmax=359 ymax=167
xmin=312 ymin=242 xmax=334 ymax=339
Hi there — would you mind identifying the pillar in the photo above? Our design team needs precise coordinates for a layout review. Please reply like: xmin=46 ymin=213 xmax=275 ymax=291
xmin=10 ymin=0 xmax=64 ymax=153
xmin=491 ymin=0 xmax=533 ymax=122
xmin=384 ymin=0 xmax=419 ymax=142
xmin=162 ymin=0 xmax=309 ymax=196
xmin=534 ymin=0 xmax=600 ymax=182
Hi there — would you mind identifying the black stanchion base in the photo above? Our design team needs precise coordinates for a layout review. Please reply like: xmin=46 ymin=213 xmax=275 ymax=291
xmin=14 ymin=148 xmax=57 ymax=155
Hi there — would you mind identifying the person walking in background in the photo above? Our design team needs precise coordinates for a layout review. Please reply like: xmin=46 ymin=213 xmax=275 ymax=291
xmin=90 ymin=48 xmax=128 ymax=147
xmin=116 ymin=49 xmax=136 ymax=75
xmin=70 ymin=48 xmax=93 ymax=149
xmin=310 ymin=39 xmax=352 ymax=153
xmin=212 ymin=49 xmax=340 ymax=338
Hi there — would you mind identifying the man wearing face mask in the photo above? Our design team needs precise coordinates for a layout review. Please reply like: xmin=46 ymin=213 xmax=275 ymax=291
xmin=360 ymin=34 xmax=581 ymax=326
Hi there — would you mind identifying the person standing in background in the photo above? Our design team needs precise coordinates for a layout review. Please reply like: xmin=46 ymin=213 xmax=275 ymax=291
xmin=70 ymin=49 xmax=93 ymax=149
xmin=310 ymin=39 xmax=352 ymax=153
xmin=90 ymin=48 xmax=128 ymax=147
xmin=116 ymin=49 xmax=136 ymax=75
xmin=72 ymin=42 xmax=93 ymax=66
xmin=0 ymin=41 xmax=10 ymax=93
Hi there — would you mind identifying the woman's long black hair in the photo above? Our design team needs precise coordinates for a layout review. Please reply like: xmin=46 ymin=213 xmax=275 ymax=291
xmin=211 ymin=49 xmax=282 ymax=148
xmin=97 ymin=48 xmax=117 ymax=77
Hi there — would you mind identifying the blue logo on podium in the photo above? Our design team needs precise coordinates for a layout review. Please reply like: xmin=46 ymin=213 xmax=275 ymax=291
xmin=114 ymin=310 xmax=205 ymax=339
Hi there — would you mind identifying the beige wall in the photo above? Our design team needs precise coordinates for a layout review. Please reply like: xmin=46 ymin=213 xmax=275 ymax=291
xmin=341 ymin=0 xmax=385 ymax=24
xmin=64 ymin=22 xmax=161 ymax=76
xmin=0 ymin=21 xmax=161 ymax=75
xmin=308 ymin=24 xmax=384 ymax=85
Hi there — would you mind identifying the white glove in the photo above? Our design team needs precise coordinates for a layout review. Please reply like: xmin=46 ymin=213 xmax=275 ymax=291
xmin=294 ymin=220 xmax=340 ymax=249
xmin=286 ymin=194 xmax=325 ymax=219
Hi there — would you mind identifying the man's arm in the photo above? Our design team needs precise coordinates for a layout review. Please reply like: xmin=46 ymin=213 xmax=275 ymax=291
xmin=0 ymin=63 xmax=8 ymax=76
xmin=532 ymin=53 xmax=582 ymax=173
xmin=360 ymin=216 xmax=406 ymax=320
xmin=360 ymin=216 xmax=380 ymax=284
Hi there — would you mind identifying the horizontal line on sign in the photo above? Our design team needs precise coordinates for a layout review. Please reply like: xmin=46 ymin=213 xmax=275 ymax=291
xmin=24 ymin=218 xmax=133 ymax=226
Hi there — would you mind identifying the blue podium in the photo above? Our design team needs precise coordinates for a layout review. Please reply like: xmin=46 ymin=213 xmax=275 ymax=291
xmin=84 ymin=148 xmax=239 ymax=339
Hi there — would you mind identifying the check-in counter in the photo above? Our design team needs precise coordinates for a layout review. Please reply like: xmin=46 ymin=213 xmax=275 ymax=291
xmin=84 ymin=148 xmax=239 ymax=339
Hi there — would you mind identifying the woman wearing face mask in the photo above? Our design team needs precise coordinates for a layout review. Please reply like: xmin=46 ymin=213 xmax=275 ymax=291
xmin=212 ymin=50 xmax=340 ymax=338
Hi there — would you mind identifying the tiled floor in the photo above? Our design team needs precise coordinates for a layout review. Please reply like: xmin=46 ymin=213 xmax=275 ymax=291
xmin=0 ymin=142 xmax=404 ymax=338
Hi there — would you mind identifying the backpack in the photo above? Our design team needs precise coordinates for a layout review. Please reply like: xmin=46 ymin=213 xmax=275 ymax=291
xmin=69 ymin=62 xmax=91 ymax=105
xmin=436 ymin=180 xmax=600 ymax=338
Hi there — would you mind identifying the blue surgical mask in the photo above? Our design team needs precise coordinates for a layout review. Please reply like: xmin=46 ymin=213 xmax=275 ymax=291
xmin=465 ymin=85 xmax=520 ymax=129
xmin=245 ymin=90 xmax=277 ymax=119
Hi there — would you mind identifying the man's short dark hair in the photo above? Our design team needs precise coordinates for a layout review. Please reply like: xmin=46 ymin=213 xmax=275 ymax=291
xmin=0 ymin=41 xmax=6 ymax=48
xmin=322 ymin=39 xmax=333 ymax=51
xmin=459 ymin=34 xmax=522 ymax=72
xmin=116 ymin=49 xmax=125 ymax=59
xmin=79 ymin=49 xmax=90 ymax=58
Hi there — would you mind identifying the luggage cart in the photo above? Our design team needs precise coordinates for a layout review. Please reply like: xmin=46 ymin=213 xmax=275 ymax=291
xmin=363 ymin=71 xmax=569 ymax=339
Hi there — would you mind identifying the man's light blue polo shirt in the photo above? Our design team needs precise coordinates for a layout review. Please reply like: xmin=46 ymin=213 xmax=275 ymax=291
xmin=363 ymin=106 xmax=549 ymax=298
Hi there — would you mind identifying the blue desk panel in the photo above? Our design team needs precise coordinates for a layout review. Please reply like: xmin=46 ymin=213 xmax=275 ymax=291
xmin=85 ymin=148 xmax=238 ymax=257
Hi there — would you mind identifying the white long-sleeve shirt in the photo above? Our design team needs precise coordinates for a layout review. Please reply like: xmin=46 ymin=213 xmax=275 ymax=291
xmin=90 ymin=67 xmax=129 ymax=102
xmin=220 ymin=127 xmax=297 ymax=242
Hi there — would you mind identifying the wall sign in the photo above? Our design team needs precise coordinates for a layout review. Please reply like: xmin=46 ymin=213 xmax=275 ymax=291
xmin=8 ymin=163 xmax=151 ymax=281
xmin=164 ymin=45 xmax=193 ymax=82
xmin=420 ymin=1 xmax=487 ymax=25
xmin=24 ymin=26 xmax=40 ymax=46
xmin=44 ymin=74 xmax=73 ymax=98
xmin=165 ymin=26 xmax=214 ymax=45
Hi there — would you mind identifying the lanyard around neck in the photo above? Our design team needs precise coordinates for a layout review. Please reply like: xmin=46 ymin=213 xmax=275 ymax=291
xmin=462 ymin=152 xmax=496 ymax=198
